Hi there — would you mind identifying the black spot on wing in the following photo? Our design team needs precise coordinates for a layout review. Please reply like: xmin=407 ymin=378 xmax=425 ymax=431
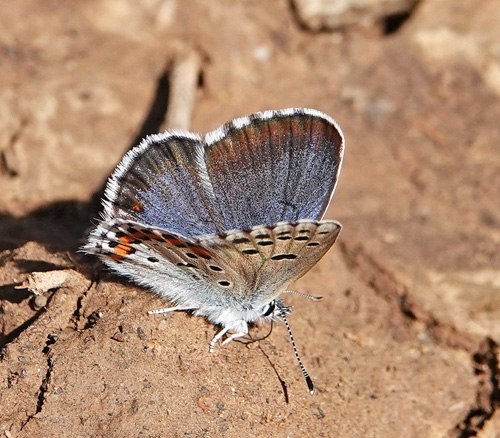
xmin=270 ymin=254 xmax=298 ymax=261
xmin=242 ymin=249 xmax=259 ymax=255
xmin=232 ymin=237 xmax=250 ymax=244
xmin=277 ymin=236 xmax=291 ymax=241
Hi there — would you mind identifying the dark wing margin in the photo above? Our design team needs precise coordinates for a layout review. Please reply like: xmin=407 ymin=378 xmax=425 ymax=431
xmin=203 ymin=108 xmax=344 ymax=232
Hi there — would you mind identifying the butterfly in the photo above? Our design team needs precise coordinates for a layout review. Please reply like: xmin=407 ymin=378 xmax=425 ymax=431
xmin=83 ymin=108 xmax=344 ymax=394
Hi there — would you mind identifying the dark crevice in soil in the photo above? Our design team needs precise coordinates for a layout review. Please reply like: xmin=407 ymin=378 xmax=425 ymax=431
xmin=0 ymin=117 xmax=28 ymax=178
xmin=21 ymin=333 xmax=58 ymax=430
xmin=71 ymin=280 xmax=95 ymax=330
xmin=382 ymin=0 xmax=421 ymax=35
xmin=449 ymin=338 xmax=500 ymax=437
xmin=288 ymin=0 xmax=311 ymax=32
xmin=0 ymin=149 xmax=18 ymax=177
xmin=83 ymin=310 xmax=102 ymax=330
xmin=382 ymin=11 xmax=412 ymax=35
xmin=339 ymin=241 xmax=477 ymax=351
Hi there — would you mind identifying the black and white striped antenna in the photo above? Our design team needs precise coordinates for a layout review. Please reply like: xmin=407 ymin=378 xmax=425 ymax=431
xmin=283 ymin=290 xmax=323 ymax=301
xmin=276 ymin=300 xmax=315 ymax=395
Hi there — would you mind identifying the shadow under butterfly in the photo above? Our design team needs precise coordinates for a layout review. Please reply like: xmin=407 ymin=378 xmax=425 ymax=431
xmin=83 ymin=108 xmax=344 ymax=394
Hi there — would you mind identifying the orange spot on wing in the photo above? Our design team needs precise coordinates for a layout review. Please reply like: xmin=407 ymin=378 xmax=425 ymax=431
xmin=114 ymin=244 xmax=133 ymax=256
xmin=165 ymin=238 xmax=185 ymax=247
xmin=109 ymin=253 xmax=125 ymax=260
xmin=132 ymin=203 xmax=142 ymax=212
xmin=189 ymin=246 xmax=212 ymax=259
xmin=118 ymin=235 xmax=136 ymax=244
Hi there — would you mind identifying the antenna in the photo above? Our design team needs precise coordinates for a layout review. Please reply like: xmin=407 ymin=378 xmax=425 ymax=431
xmin=283 ymin=290 xmax=323 ymax=301
xmin=276 ymin=301 xmax=315 ymax=395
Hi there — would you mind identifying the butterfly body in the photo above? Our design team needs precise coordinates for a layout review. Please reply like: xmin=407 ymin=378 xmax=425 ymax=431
xmin=84 ymin=108 xmax=344 ymax=384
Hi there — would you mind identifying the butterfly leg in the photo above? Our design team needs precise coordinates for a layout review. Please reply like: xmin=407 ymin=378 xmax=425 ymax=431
xmin=210 ymin=327 xmax=230 ymax=353
xmin=148 ymin=306 xmax=197 ymax=315
xmin=210 ymin=320 xmax=249 ymax=352
xmin=221 ymin=329 xmax=248 ymax=346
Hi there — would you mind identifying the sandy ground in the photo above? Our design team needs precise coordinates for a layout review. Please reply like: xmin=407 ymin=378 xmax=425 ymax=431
xmin=1 ymin=1 xmax=499 ymax=437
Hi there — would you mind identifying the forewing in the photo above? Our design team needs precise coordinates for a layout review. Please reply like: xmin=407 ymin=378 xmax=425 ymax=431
xmin=102 ymin=133 xmax=225 ymax=237
xmin=203 ymin=109 xmax=344 ymax=231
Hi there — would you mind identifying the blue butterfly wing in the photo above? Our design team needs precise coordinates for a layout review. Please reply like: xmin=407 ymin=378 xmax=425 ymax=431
xmin=102 ymin=109 xmax=343 ymax=238
xmin=102 ymin=132 xmax=225 ymax=237
xmin=203 ymin=109 xmax=344 ymax=231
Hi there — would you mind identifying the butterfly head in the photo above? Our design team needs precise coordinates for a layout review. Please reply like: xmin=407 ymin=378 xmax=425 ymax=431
xmin=261 ymin=298 xmax=292 ymax=320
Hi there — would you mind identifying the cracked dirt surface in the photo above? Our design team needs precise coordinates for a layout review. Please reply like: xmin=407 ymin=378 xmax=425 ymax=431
xmin=1 ymin=1 xmax=499 ymax=437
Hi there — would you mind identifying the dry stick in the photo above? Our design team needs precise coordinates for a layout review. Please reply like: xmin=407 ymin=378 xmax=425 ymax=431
xmin=162 ymin=49 xmax=202 ymax=132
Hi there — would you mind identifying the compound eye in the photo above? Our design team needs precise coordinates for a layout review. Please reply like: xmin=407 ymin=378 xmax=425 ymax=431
xmin=262 ymin=301 xmax=276 ymax=317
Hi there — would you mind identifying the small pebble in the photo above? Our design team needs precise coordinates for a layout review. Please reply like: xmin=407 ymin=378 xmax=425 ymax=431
xmin=33 ymin=295 xmax=48 ymax=310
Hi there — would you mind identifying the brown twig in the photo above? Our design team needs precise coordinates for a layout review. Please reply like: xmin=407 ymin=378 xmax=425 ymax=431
xmin=162 ymin=49 xmax=202 ymax=131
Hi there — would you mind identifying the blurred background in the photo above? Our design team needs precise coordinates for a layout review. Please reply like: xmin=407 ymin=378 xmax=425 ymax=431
xmin=1 ymin=1 xmax=499 ymax=437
